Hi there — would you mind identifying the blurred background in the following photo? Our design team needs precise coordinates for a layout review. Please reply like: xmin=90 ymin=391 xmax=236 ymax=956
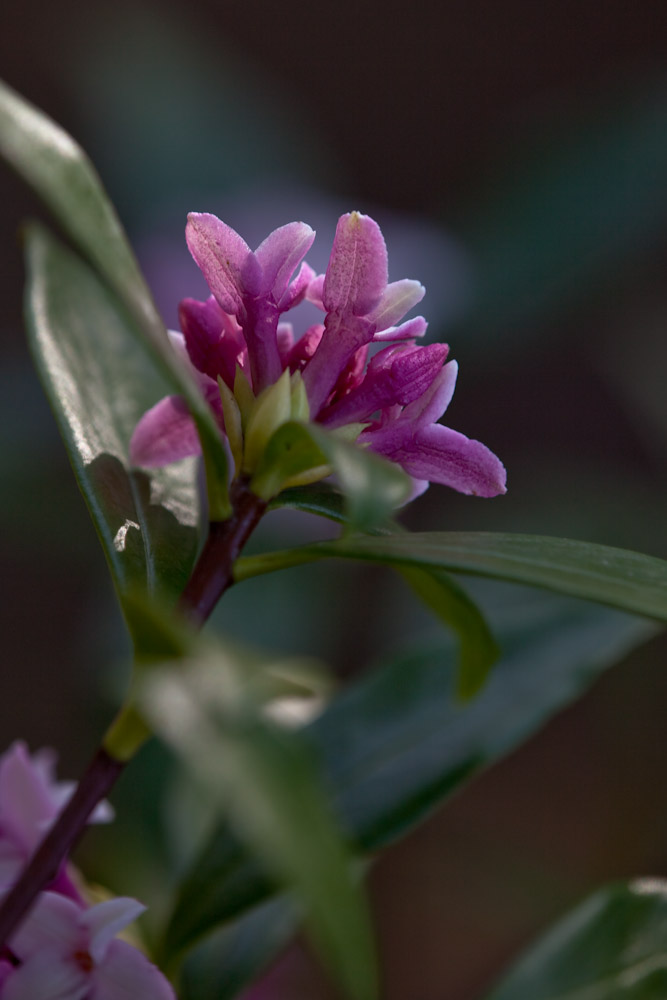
xmin=2 ymin=0 xmax=667 ymax=996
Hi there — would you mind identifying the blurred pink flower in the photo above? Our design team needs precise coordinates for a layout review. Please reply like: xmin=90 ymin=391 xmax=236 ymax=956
xmin=0 ymin=743 xmax=111 ymax=900
xmin=2 ymin=892 xmax=174 ymax=999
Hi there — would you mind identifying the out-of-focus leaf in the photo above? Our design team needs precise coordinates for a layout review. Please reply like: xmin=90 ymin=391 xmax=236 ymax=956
xmin=236 ymin=532 xmax=667 ymax=623
xmin=165 ymin=600 xmax=655 ymax=964
xmin=399 ymin=567 xmax=499 ymax=698
xmin=0 ymin=79 xmax=229 ymax=516
xmin=180 ymin=898 xmax=298 ymax=1000
xmin=252 ymin=421 xmax=410 ymax=533
xmin=24 ymin=222 xmax=199 ymax=603
xmin=485 ymin=879 xmax=667 ymax=1000
xmin=141 ymin=650 xmax=377 ymax=1000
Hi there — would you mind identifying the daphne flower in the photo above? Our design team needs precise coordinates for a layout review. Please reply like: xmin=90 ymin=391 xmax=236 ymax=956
xmin=1 ymin=892 xmax=174 ymax=999
xmin=0 ymin=743 xmax=111 ymax=900
xmin=131 ymin=211 xmax=506 ymax=500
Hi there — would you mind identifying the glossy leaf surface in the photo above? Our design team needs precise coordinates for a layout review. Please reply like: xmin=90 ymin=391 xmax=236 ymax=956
xmin=24 ymin=223 xmax=198 ymax=603
xmin=1 ymin=79 xmax=229 ymax=515
xmin=237 ymin=532 xmax=667 ymax=622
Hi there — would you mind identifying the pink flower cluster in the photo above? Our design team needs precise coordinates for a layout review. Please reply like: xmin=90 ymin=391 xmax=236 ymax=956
xmin=0 ymin=743 xmax=173 ymax=999
xmin=131 ymin=211 xmax=506 ymax=500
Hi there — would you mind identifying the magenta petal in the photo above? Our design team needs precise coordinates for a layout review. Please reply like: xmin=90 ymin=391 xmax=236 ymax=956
xmin=278 ymin=260 xmax=316 ymax=311
xmin=320 ymin=343 xmax=448 ymax=427
xmin=368 ymin=279 xmax=425 ymax=328
xmin=254 ymin=222 xmax=315 ymax=302
xmin=179 ymin=296 xmax=245 ymax=387
xmin=185 ymin=213 xmax=255 ymax=314
xmin=95 ymin=939 xmax=175 ymax=1000
xmin=322 ymin=212 xmax=388 ymax=316
xmin=130 ymin=396 xmax=203 ymax=467
xmin=371 ymin=422 xmax=507 ymax=497
xmin=286 ymin=325 xmax=324 ymax=372
xmin=302 ymin=313 xmax=375 ymax=415
xmin=403 ymin=359 xmax=457 ymax=425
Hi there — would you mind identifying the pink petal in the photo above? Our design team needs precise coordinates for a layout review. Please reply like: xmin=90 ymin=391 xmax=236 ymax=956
xmin=0 ymin=839 xmax=24 ymax=888
xmin=278 ymin=260 xmax=316 ymax=311
xmin=0 ymin=743 xmax=59 ymax=855
xmin=8 ymin=892 xmax=82 ymax=960
xmin=129 ymin=396 xmax=203 ymax=467
xmin=82 ymin=897 xmax=146 ymax=964
xmin=303 ymin=313 xmax=375 ymax=415
xmin=286 ymin=324 xmax=324 ymax=372
xmin=373 ymin=315 xmax=428 ymax=342
xmin=179 ymin=296 xmax=245 ymax=387
xmin=403 ymin=359 xmax=457 ymax=425
xmin=254 ymin=222 xmax=315 ymax=302
xmin=2 ymin=950 xmax=88 ymax=1000
xmin=305 ymin=273 xmax=325 ymax=310
xmin=322 ymin=212 xmax=388 ymax=317
xmin=95 ymin=939 xmax=175 ymax=1000
xmin=370 ymin=422 xmax=507 ymax=497
xmin=320 ymin=343 xmax=448 ymax=428
xmin=276 ymin=322 xmax=295 ymax=365
xmin=185 ymin=213 xmax=257 ymax=315
xmin=368 ymin=279 xmax=425 ymax=328
xmin=0 ymin=958 xmax=14 ymax=987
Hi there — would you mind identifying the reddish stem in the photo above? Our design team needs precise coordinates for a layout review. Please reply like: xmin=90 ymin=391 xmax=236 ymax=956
xmin=0 ymin=480 xmax=266 ymax=949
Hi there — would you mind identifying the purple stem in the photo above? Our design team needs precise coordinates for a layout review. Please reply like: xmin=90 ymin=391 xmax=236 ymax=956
xmin=0 ymin=480 xmax=266 ymax=949
xmin=178 ymin=480 xmax=267 ymax=625
xmin=0 ymin=748 xmax=123 ymax=947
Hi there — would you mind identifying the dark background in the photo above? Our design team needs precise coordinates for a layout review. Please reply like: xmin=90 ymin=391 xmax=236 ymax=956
xmin=2 ymin=1 xmax=667 ymax=997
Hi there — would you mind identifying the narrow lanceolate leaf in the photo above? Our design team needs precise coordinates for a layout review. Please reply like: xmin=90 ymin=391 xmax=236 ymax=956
xmin=24 ymin=224 xmax=199 ymax=603
xmin=0 ymin=80 xmax=229 ymax=515
xmin=252 ymin=421 xmax=410 ymax=532
xmin=165 ymin=600 xmax=655 ymax=965
xmin=269 ymin=484 xmax=499 ymax=696
xmin=485 ymin=879 xmax=667 ymax=1000
xmin=237 ymin=533 xmax=667 ymax=623
xmin=141 ymin=653 xmax=377 ymax=1000
xmin=399 ymin=568 xmax=499 ymax=699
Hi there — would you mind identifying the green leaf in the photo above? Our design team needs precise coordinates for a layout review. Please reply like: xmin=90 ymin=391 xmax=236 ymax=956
xmin=0 ymin=79 xmax=229 ymax=517
xmin=485 ymin=879 xmax=667 ymax=1000
xmin=399 ymin=567 xmax=499 ymax=699
xmin=180 ymin=898 xmax=299 ymax=1000
xmin=269 ymin=482 xmax=347 ymax=523
xmin=24 ymin=222 xmax=199 ymax=604
xmin=268 ymin=487 xmax=499 ymax=696
xmin=165 ymin=599 xmax=655 ymax=967
xmin=141 ymin=650 xmax=377 ymax=1000
xmin=237 ymin=532 xmax=667 ymax=623
xmin=252 ymin=421 xmax=410 ymax=532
